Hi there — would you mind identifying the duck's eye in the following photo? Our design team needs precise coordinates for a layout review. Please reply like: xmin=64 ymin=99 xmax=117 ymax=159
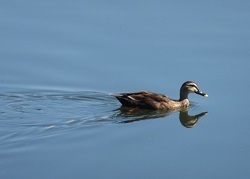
xmin=188 ymin=84 xmax=198 ymax=91
xmin=188 ymin=84 xmax=196 ymax=88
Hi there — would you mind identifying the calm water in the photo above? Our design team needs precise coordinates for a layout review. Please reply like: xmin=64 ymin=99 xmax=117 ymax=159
xmin=1 ymin=0 xmax=250 ymax=178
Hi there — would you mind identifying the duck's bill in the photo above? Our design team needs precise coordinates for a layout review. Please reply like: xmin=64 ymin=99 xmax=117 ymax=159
xmin=195 ymin=91 xmax=208 ymax=98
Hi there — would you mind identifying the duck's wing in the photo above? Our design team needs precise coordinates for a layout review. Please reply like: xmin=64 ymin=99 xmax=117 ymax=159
xmin=112 ymin=91 xmax=170 ymax=109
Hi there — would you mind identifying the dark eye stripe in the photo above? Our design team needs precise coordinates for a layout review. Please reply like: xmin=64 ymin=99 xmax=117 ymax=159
xmin=188 ymin=84 xmax=199 ymax=90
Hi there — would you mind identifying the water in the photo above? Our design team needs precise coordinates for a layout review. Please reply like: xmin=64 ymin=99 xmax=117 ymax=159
xmin=1 ymin=0 xmax=250 ymax=178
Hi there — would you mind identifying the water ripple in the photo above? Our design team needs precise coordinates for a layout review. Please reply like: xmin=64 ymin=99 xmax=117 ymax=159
xmin=0 ymin=88 xmax=207 ymax=144
xmin=0 ymin=89 xmax=118 ymax=142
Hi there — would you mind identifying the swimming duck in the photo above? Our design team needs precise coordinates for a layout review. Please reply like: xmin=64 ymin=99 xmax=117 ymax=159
xmin=111 ymin=81 xmax=208 ymax=110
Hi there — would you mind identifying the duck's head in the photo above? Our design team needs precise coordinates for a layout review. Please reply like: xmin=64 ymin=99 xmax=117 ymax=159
xmin=180 ymin=81 xmax=208 ymax=100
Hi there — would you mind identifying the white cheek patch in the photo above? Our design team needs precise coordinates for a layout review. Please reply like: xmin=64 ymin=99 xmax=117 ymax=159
xmin=187 ymin=83 xmax=199 ymax=91
xmin=190 ymin=87 xmax=198 ymax=92
xmin=193 ymin=86 xmax=199 ymax=92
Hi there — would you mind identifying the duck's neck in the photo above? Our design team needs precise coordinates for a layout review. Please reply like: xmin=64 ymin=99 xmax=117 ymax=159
xmin=179 ymin=91 xmax=190 ymax=107
xmin=179 ymin=89 xmax=189 ymax=101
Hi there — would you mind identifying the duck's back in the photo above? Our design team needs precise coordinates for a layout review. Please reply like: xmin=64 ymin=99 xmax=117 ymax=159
xmin=113 ymin=91 xmax=172 ymax=109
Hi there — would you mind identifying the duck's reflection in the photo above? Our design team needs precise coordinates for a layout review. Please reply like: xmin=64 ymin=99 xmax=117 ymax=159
xmin=115 ymin=107 xmax=208 ymax=128
xmin=179 ymin=109 xmax=208 ymax=128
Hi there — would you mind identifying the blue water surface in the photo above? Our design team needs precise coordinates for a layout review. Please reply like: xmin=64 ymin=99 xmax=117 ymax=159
xmin=1 ymin=0 xmax=250 ymax=178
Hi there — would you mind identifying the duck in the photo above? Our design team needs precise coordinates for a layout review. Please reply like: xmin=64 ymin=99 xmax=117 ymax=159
xmin=111 ymin=81 xmax=208 ymax=110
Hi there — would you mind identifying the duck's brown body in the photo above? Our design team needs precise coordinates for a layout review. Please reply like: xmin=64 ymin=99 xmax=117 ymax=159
xmin=114 ymin=91 xmax=189 ymax=110
xmin=111 ymin=81 xmax=208 ymax=110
